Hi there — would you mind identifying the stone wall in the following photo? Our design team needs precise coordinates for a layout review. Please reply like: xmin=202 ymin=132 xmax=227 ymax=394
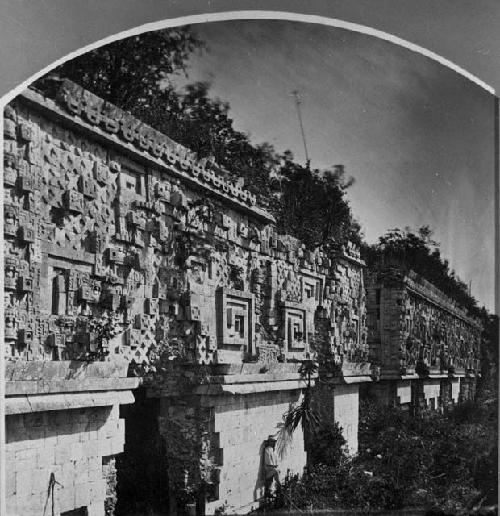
xmin=5 ymin=80 xmax=368 ymax=372
xmin=422 ymin=379 xmax=441 ymax=409
xmin=311 ymin=380 xmax=363 ymax=455
xmin=366 ymin=267 xmax=481 ymax=379
xmin=396 ymin=380 xmax=412 ymax=405
xmin=451 ymin=378 xmax=460 ymax=403
xmin=4 ymin=81 xmax=372 ymax=513
xmin=366 ymin=375 xmax=467 ymax=413
xmin=154 ymin=363 xmax=312 ymax=515
xmin=363 ymin=268 xmax=481 ymax=414
xmin=206 ymin=389 xmax=307 ymax=514
xmin=4 ymin=359 xmax=137 ymax=516
xmin=4 ymin=78 xmax=485 ymax=516
xmin=459 ymin=376 xmax=477 ymax=402
xmin=6 ymin=405 xmax=123 ymax=516
xmin=330 ymin=384 xmax=360 ymax=454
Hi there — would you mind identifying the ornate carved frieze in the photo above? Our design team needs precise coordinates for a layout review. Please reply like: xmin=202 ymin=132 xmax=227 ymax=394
xmin=4 ymin=84 xmax=373 ymax=371
xmin=366 ymin=268 xmax=481 ymax=378
xmin=56 ymin=79 xmax=258 ymax=208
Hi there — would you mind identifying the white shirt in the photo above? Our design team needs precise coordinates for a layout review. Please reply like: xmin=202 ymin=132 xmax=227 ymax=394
xmin=265 ymin=446 xmax=278 ymax=467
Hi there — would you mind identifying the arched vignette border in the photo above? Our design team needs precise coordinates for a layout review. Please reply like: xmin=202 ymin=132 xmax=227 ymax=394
xmin=0 ymin=10 xmax=496 ymax=105
xmin=0 ymin=10 xmax=497 ymax=516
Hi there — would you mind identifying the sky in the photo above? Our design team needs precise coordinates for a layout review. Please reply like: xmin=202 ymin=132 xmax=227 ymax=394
xmin=172 ymin=19 xmax=495 ymax=311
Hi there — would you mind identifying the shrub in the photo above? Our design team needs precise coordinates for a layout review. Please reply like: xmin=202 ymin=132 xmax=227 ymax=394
xmin=271 ymin=394 xmax=497 ymax=513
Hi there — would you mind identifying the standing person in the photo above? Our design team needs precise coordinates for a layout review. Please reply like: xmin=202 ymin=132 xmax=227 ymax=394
xmin=264 ymin=435 xmax=280 ymax=496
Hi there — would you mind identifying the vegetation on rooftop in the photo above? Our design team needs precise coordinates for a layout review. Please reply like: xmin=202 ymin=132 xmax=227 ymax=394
xmin=362 ymin=226 xmax=487 ymax=318
xmin=30 ymin=24 xmax=497 ymax=515
xmin=34 ymin=27 xmax=488 ymax=321
xmin=33 ymin=26 xmax=360 ymax=249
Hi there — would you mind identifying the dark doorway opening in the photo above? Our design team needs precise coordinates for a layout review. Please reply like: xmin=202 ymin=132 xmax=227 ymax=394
xmin=115 ymin=386 xmax=169 ymax=515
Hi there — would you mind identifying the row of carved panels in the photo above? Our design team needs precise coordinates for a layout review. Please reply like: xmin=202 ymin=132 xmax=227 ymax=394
xmin=373 ymin=295 xmax=480 ymax=339
xmin=5 ymin=260 xmax=360 ymax=357
xmin=373 ymin=285 xmax=479 ymax=330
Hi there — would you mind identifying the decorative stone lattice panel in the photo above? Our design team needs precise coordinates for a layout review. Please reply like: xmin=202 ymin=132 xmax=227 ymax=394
xmin=365 ymin=268 xmax=481 ymax=377
xmin=4 ymin=83 xmax=371 ymax=373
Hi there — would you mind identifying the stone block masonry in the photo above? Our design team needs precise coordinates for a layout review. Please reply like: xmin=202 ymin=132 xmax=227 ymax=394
xmin=6 ymin=80 xmax=374 ymax=513
xmin=459 ymin=376 xmax=477 ymax=402
xmin=330 ymin=384 xmax=360 ymax=454
xmin=366 ymin=268 xmax=481 ymax=378
xmin=5 ymin=80 xmax=371 ymax=515
xmin=451 ymin=378 xmax=460 ymax=403
xmin=422 ymin=379 xmax=441 ymax=410
xmin=154 ymin=364 xmax=313 ymax=515
xmin=312 ymin=380 xmax=363 ymax=455
xmin=4 ymin=360 xmax=138 ymax=516
xmin=3 ymin=78 xmax=484 ymax=515
xmin=365 ymin=267 xmax=482 ymax=410
xmin=6 ymin=406 xmax=123 ymax=516
xmin=4 ymin=80 xmax=369 ymax=372
xmin=396 ymin=381 xmax=412 ymax=405
xmin=206 ymin=390 xmax=307 ymax=514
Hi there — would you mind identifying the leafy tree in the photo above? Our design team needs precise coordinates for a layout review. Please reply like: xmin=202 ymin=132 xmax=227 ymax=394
xmin=34 ymin=30 xmax=278 ymax=203
xmin=363 ymin=226 xmax=482 ymax=317
xmin=37 ymin=27 xmax=203 ymax=111
xmin=35 ymin=27 xmax=361 ymax=247
xmin=275 ymin=159 xmax=362 ymax=249
xmin=307 ymin=420 xmax=347 ymax=467
xmin=155 ymin=81 xmax=279 ymax=204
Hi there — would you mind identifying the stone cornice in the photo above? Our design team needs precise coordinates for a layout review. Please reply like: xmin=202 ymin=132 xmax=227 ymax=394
xmin=4 ymin=359 xmax=130 ymax=381
xmin=5 ymin=388 xmax=136 ymax=415
xmin=369 ymin=267 xmax=481 ymax=329
xmin=321 ymin=360 xmax=373 ymax=384
xmin=333 ymin=252 xmax=366 ymax=269
xmin=404 ymin=272 xmax=480 ymax=329
xmin=19 ymin=82 xmax=275 ymax=224
xmin=5 ymin=377 xmax=140 ymax=396
xmin=5 ymin=360 xmax=140 ymax=413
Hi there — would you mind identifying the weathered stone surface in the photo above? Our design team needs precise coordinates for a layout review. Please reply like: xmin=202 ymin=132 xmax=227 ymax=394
xmin=160 ymin=389 xmax=308 ymax=515
xmin=5 ymin=405 xmax=125 ymax=516
xmin=6 ymin=378 xmax=138 ymax=397
xmin=5 ymin=359 xmax=129 ymax=381
xmin=4 ymin=81 xmax=483 ymax=516
xmin=6 ymin=85 xmax=368 ymax=373
xmin=366 ymin=267 xmax=481 ymax=381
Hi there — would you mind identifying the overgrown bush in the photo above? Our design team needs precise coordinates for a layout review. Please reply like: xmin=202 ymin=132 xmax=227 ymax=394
xmin=362 ymin=226 xmax=484 ymax=317
xmin=273 ymin=386 xmax=497 ymax=514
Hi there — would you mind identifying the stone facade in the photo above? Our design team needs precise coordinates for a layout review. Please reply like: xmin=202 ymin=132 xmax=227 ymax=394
xmin=4 ymin=80 xmax=367 ymax=369
xmin=365 ymin=267 xmax=481 ymax=409
xmin=4 ymin=360 xmax=137 ymax=516
xmin=200 ymin=385 xmax=307 ymax=514
xmin=4 ymin=81 xmax=370 ymax=515
xmin=146 ymin=362 xmax=319 ymax=514
xmin=208 ymin=390 xmax=306 ymax=510
xmin=3 ymin=79 xmax=483 ymax=515
xmin=6 ymin=407 xmax=118 ymax=516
